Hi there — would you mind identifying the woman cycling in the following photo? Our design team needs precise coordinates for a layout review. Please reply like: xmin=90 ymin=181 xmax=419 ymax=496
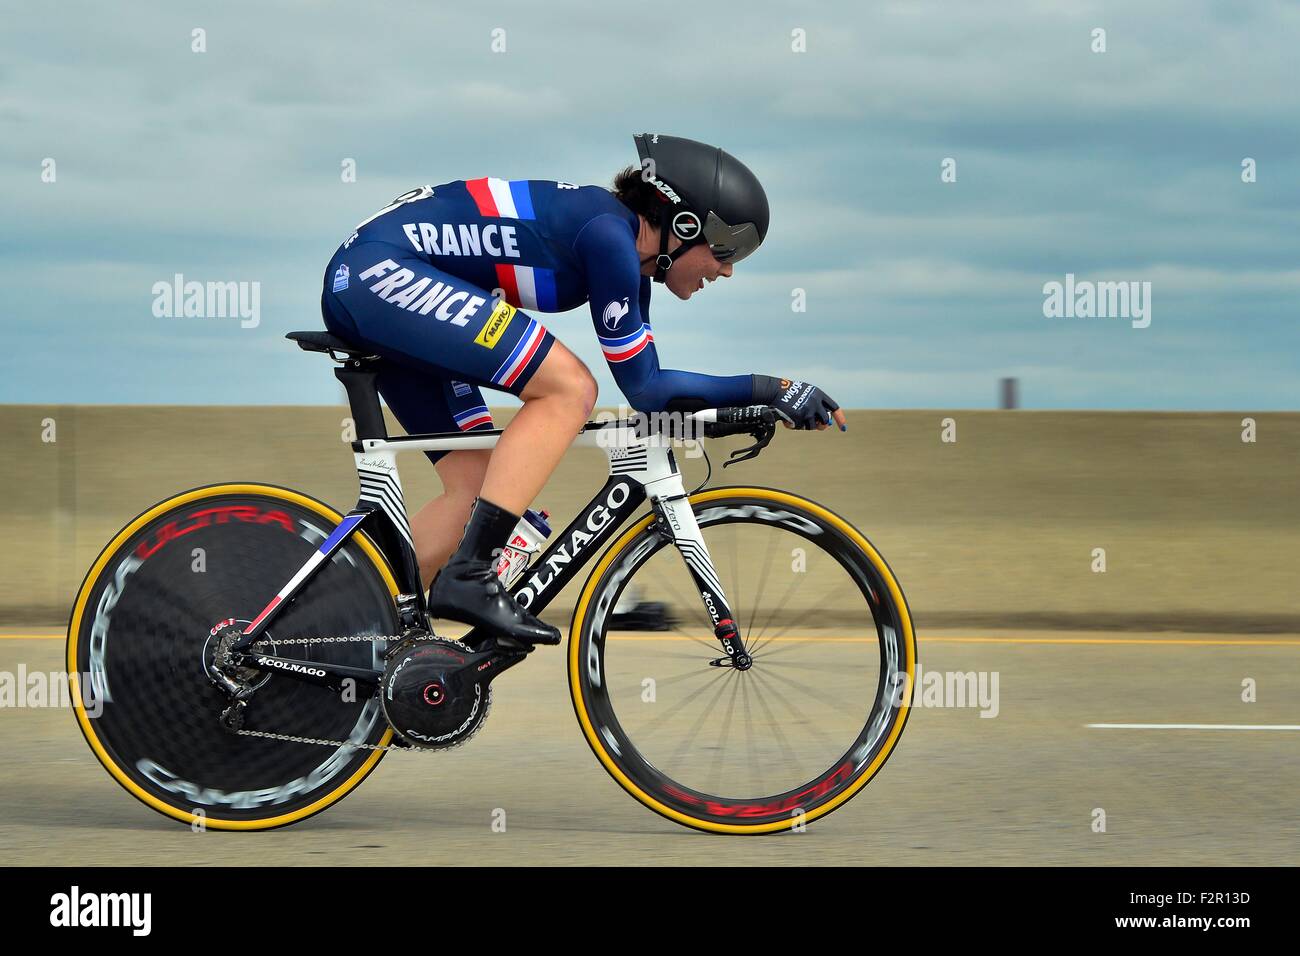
xmin=320 ymin=133 xmax=846 ymax=647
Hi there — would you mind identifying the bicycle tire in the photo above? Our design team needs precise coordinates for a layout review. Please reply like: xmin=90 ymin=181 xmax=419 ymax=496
xmin=568 ymin=486 xmax=917 ymax=834
xmin=67 ymin=483 xmax=400 ymax=830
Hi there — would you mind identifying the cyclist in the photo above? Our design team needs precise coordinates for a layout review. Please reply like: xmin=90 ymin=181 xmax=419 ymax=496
xmin=320 ymin=133 xmax=847 ymax=647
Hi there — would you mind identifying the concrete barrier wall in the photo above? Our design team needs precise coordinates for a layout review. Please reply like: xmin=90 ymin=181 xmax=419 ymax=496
xmin=2 ymin=405 xmax=1296 ymax=630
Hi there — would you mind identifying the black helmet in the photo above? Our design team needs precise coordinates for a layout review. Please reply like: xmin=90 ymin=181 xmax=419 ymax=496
xmin=633 ymin=133 xmax=770 ymax=282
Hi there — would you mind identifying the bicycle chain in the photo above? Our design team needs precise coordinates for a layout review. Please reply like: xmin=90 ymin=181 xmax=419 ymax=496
xmin=250 ymin=634 xmax=405 ymax=646
xmin=231 ymin=633 xmax=432 ymax=752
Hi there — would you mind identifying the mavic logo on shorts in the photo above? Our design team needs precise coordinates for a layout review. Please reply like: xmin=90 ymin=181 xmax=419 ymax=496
xmin=474 ymin=300 xmax=516 ymax=349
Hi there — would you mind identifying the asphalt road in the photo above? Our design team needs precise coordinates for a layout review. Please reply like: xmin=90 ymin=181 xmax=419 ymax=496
xmin=1 ymin=626 xmax=1297 ymax=866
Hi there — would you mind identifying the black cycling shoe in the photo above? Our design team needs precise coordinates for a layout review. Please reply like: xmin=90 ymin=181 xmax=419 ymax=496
xmin=426 ymin=496 xmax=561 ymax=647
xmin=427 ymin=558 xmax=561 ymax=646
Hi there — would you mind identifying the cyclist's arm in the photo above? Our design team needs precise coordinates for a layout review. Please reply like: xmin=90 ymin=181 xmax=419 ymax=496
xmin=574 ymin=214 xmax=753 ymax=413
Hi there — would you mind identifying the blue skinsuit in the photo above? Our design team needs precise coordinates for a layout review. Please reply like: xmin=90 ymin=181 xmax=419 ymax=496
xmin=320 ymin=178 xmax=752 ymax=462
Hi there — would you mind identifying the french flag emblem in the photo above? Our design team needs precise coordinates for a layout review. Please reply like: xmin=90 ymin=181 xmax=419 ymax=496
xmin=494 ymin=263 xmax=557 ymax=312
xmin=465 ymin=177 xmax=536 ymax=220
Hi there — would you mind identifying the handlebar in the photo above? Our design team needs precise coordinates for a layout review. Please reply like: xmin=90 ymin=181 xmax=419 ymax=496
xmin=690 ymin=405 xmax=778 ymax=467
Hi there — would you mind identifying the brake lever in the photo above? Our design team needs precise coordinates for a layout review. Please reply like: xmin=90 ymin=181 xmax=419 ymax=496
xmin=723 ymin=418 xmax=776 ymax=467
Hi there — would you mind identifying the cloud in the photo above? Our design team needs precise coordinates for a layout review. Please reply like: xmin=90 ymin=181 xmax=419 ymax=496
xmin=1 ymin=0 xmax=1297 ymax=410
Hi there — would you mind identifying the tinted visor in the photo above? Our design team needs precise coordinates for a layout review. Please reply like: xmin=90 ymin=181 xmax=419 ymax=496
xmin=703 ymin=211 xmax=763 ymax=263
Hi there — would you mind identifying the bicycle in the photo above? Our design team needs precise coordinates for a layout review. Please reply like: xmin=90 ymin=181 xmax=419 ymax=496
xmin=67 ymin=331 xmax=917 ymax=834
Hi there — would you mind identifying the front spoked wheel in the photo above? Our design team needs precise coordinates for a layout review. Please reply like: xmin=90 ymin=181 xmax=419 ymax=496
xmin=569 ymin=487 xmax=917 ymax=834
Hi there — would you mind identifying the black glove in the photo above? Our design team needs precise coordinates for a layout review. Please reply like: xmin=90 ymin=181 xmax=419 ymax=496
xmin=752 ymin=374 xmax=842 ymax=430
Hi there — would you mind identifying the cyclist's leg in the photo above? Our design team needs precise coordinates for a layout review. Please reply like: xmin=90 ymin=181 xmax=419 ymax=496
xmin=369 ymin=363 xmax=494 ymax=587
xmin=479 ymin=339 xmax=597 ymax=513
xmin=323 ymin=241 xmax=571 ymax=642
xmin=425 ymin=448 xmax=490 ymax=582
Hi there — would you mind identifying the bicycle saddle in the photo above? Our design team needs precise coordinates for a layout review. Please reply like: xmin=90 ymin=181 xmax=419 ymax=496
xmin=286 ymin=330 xmax=377 ymax=360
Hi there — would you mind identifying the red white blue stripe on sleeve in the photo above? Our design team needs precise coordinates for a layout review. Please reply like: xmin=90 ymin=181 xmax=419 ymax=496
xmin=491 ymin=317 xmax=547 ymax=388
xmin=598 ymin=324 xmax=654 ymax=363
xmin=453 ymin=405 xmax=493 ymax=431
xmin=465 ymin=178 xmax=536 ymax=220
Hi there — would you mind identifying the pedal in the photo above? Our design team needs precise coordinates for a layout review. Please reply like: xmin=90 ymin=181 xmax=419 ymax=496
xmin=490 ymin=632 xmax=542 ymax=653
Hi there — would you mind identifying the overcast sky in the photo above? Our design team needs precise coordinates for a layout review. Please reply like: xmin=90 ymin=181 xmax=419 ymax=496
xmin=3 ymin=0 xmax=1297 ymax=410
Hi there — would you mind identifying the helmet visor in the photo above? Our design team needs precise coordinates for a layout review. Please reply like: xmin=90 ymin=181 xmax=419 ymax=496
xmin=703 ymin=211 xmax=763 ymax=264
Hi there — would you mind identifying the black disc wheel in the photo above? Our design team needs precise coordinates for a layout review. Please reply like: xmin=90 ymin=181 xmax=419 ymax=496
xmin=67 ymin=483 xmax=400 ymax=830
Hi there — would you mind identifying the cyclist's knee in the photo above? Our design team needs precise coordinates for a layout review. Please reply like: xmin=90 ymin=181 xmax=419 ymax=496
xmin=524 ymin=346 xmax=598 ymax=420
xmin=570 ymin=367 xmax=599 ymax=420
xmin=552 ymin=366 xmax=598 ymax=424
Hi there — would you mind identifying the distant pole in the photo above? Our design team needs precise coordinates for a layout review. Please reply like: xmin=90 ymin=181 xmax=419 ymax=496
xmin=1000 ymin=377 xmax=1019 ymax=410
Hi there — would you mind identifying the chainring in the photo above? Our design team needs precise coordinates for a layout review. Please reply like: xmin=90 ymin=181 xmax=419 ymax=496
xmin=380 ymin=637 xmax=494 ymax=751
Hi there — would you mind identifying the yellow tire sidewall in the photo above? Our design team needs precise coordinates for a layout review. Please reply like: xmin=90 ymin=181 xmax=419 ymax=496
xmin=67 ymin=483 xmax=399 ymax=831
xmin=567 ymin=486 xmax=917 ymax=835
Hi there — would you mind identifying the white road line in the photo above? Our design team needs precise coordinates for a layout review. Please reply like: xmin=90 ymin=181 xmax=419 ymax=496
xmin=1087 ymin=723 xmax=1300 ymax=731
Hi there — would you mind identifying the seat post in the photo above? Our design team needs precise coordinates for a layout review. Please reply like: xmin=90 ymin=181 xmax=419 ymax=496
xmin=334 ymin=360 xmax=388 ymax=440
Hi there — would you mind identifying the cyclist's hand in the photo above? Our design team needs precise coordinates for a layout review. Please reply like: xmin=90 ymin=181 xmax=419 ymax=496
xmin=754 ymin=376 xmax=846 ymax=431
xmin=833 ymin=406 xmax=848 ymax=430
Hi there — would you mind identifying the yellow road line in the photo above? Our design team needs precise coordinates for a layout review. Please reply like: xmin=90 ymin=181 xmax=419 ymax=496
xmin=4 ymin=633 xmax=1298 ymax=647
xmin=602 ymin=634 xmax=1300 ymax=647
xmin=924 ymin=636 xmax=1300 ymax=647
xmin=1088 ymin=723 xmax=1300 ymax=731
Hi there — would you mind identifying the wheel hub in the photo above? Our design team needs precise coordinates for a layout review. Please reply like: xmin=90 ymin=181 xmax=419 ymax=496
xmin=203 ymin=618 xmax=274 ymax=688
xmin=708 ymin=653 xmax=753 ymax=669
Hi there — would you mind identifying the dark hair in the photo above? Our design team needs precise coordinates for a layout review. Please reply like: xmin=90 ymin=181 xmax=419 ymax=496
xmin=611 ymin=164 xmax=665 ymax=228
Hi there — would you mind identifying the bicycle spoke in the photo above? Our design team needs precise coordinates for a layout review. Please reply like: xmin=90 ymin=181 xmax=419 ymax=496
xmin=644 ymin=664 xmax=728 ymax=689
xmin=745 ymin=569 xmax=806 ymax=653
xmin=747 ymin=667 xmax=843 ymax=758
xmin=728 ymin=524 xmax=741 ymax=642
xmin=751 ymin=655 xmax=868 ymax=673
xmin=706 ymin=673 xmax=743 ymax=795
xmin=740 ymin=671 xmax=759 ymax=798
xmin=744 ymin=533 xmax=777 ymax=647
xmin=741 ymin=671 xmax=800 ymax=778
xmin=648 ymin=650 xmax=730 ymax=663
xmin=752 ymin=656 xmax=844 ymax=704
xmin=748 ymin=577 xmax=848 ymax=656
xmin=667 ymin=669 xmax=737 ymax=770
xmin=630 ymin=666 xmax=732 ymax=743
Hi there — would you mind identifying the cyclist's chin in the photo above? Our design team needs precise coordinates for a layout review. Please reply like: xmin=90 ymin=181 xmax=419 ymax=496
xmin=667 ymin=278 xmax=697 ymax=301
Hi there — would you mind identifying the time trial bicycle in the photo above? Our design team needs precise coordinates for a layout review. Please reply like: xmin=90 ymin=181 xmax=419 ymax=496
xmin=67 ymin=330 xmax=917 ymax=834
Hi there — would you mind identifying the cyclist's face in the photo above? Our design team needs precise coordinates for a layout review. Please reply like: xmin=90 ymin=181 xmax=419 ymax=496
xmin=665 ymin=240 xmax=734 ymax=301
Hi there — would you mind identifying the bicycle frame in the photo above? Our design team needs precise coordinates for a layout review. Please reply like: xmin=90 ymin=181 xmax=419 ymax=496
xmin=228 ymin=410 xmax=745 ymax=687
